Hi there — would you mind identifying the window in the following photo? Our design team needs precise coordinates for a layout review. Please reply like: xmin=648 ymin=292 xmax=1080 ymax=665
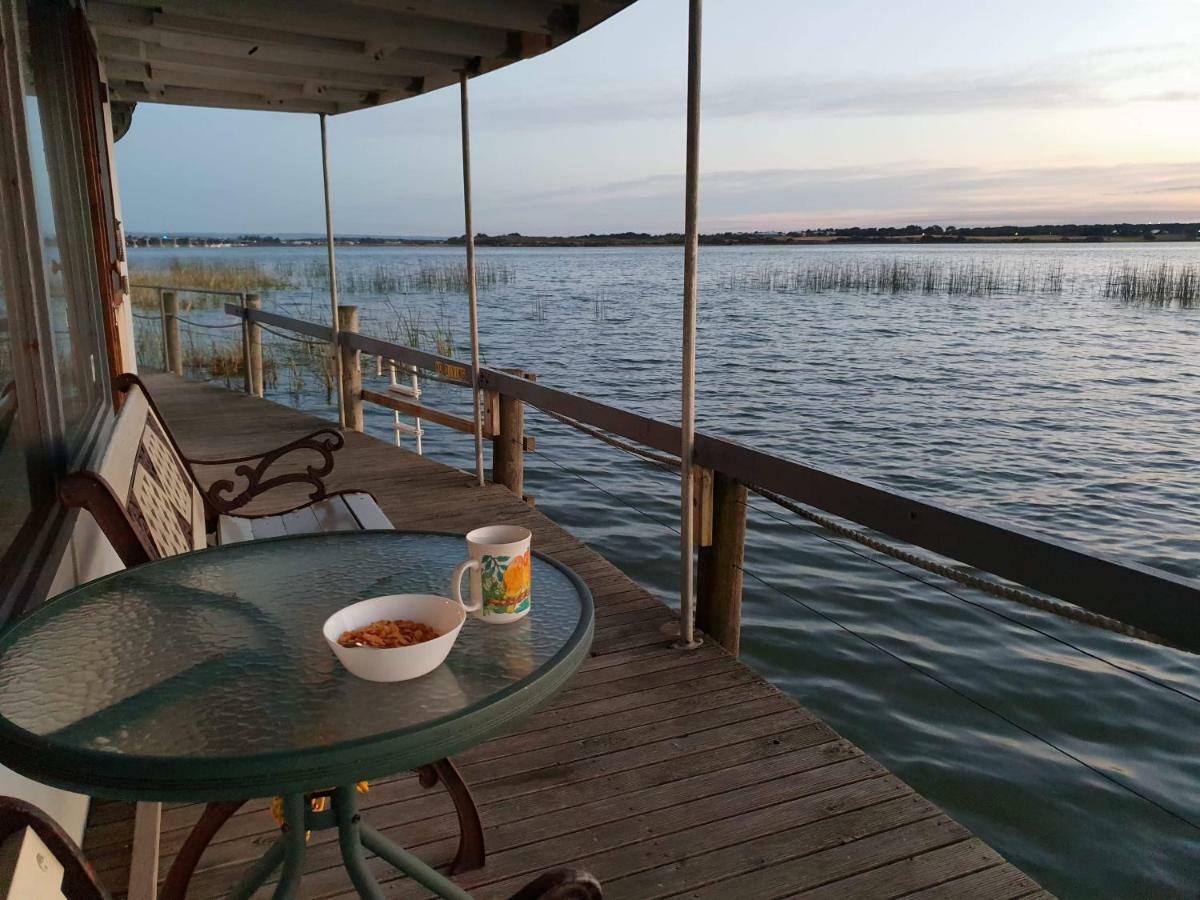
xmin=0 ymin=0 xmax=115 ymax=612
xmin=23 ymin=0 xmax=107 ymax=453
xmin=0 ymin=260 xmax=35 ymax=580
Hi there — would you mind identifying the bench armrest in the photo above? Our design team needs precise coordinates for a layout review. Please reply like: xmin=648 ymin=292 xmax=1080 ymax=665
xmin=189 ymin=428 xmax=345 ymax=515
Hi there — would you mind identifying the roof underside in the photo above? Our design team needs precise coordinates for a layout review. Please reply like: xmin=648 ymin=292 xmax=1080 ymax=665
xmin=86 ymin=0 xmax=636 ymax=115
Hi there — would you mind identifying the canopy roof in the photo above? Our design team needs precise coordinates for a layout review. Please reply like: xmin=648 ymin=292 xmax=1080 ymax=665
xmin=86 ymin=0 xmax=635 ymax=115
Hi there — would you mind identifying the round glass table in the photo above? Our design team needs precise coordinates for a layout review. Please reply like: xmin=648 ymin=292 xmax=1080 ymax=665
xmin=0 ymin=530 xmax=594 ymax=899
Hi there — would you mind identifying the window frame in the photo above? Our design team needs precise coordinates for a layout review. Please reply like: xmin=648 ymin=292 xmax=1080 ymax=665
xmin=0 ymin=0 xmax=116 ymax=618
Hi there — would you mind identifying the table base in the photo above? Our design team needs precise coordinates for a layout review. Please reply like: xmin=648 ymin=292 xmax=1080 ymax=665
xmin=228 ymin=785 xmax=472 ymax=900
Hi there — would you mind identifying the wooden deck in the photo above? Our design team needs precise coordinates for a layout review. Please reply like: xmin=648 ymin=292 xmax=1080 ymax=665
xmin=81 ymin=374 xmax=1044 ymax=900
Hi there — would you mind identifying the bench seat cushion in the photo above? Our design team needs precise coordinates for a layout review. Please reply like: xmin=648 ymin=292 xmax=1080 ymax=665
xmin=217 ymin=492 xmax=394 ymax=545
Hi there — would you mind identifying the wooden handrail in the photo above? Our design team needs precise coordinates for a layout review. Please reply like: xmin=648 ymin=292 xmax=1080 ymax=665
xmin=223 ymin=304 xmax=1200 ymax=649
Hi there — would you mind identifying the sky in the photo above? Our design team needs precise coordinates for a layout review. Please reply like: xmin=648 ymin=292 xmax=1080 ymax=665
xmin=113 ymin=0 xmax=1200 ymax=236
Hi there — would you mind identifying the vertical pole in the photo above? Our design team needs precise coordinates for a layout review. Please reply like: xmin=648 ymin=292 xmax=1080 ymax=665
xmin=459 ymin=70 xmax=486 ymax=488
xmin=246 ymin=292 xmax=263 ymax=397
xmin=338 ymin=305 xmax=363 ymax=431
xmin=239 ymin=292 xmax=252 ymax=395
xmin=696 ymin=472 xmax=747 ymax=655
xmin=320 ymin=113 xmax=347 ymax=429
xmin=162 ymin=290 xmax=182 ymax=376
xmin=157 ymin=287 xmax=169 ymax=370
xmin=678 ymin=0 xmax=703 ymax=649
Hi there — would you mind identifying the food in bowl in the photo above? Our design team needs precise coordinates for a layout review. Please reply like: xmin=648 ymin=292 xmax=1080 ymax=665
xmin=337 ymin=618 xmax=440 ymax=649
xmin=323 ymin=594 xmax=467 ymax=682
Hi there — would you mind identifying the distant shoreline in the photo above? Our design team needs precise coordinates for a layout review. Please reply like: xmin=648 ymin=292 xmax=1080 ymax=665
xmin=127 ymin=223 xmax=1200 ymax=250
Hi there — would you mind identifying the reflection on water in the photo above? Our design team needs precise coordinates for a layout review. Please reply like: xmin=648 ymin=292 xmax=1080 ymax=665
xmin=131 ymin=243 xmax=1200 ymax=898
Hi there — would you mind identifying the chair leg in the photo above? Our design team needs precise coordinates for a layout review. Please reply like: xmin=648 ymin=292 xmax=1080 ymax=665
xmin=416 ymin=758 xmax=485 ymax=874
xmin=160 ymin=800 xmax=245 ymax=900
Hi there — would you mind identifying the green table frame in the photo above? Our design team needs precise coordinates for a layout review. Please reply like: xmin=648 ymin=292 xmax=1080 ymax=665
xmin=0 ymin=531 xmax=595 ymax=898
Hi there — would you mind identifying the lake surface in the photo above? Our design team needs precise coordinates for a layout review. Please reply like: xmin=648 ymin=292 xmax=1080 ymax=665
xmin=131 ymin=242 xmax=1200 ymax=897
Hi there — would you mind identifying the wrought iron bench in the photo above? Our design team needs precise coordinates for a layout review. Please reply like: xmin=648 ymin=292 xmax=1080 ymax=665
xmin=0 ymin=796 xmax=602 ymax=899
xmin=58 ymin=373 xmax=391 ymax=565
xmin=56 ymin=373 xmax=486 ymax=891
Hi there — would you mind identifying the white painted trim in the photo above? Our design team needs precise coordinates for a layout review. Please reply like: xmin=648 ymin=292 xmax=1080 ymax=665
xmin=127 ymin=802 xmax=161 ymax=900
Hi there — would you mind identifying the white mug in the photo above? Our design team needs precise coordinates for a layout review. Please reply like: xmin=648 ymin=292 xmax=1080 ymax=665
xmin=451 ymin=525 xmax=532 ymax=623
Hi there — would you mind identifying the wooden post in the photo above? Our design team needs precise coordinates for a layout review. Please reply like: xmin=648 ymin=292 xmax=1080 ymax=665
xmin=493 ymin=369 xmax=530 ymax=498
xmin=162 ymin=290 xmax=182 ymax=375
xmin=246 ymin=293 xmax=263 ymax=397
xmin=696 ymin=472 xmax=747 ymax=655
xmin=338 ymin=305 xmax=362 ymax=431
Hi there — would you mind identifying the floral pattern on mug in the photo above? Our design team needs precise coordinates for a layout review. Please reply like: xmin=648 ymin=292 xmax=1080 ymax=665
xmin=480 ymin=550 xmax=531 ymax=615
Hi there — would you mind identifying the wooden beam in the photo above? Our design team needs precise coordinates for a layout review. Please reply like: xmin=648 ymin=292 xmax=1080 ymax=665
xmin=108 ymin=79 xmax=340 ymax=114
xmin=105 ymin=61 xmax=376 ymax=106
xmin=361 ymin=388 xmax=496 ymax=438
xmin=147 ymin=0 xmax=510 ymax=57
xmin=348 ymin=0 xmax=574 ymax=35
xmin=97 ymin=35 xmax=425 ymax=90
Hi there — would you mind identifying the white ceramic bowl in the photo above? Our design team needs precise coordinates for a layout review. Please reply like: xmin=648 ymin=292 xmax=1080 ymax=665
xmin=323 ymin=594 xmax=465 ymax=682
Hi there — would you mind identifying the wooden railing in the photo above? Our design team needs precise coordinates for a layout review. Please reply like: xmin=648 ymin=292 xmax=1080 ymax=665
xmin=216 ymin=302 xmax=1200 ymax=653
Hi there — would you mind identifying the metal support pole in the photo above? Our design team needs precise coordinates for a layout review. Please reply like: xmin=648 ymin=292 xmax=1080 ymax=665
xmin=320 ymin=113 xmax=347 ymax=429
xmin=678 ymin=0 xmax=703 ymax=649
xmin=157 ymin=287 xmax=169 ymax=370
xmin=238 ymin=292 xmax=252 ymax=395
xmin=459 ymin=70 xmax=486 ymax=488
xmin=246 ymin=293 xmax=263 ymax=397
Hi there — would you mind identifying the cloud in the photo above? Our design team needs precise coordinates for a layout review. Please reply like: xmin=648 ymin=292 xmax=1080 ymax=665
xmin=415 ymin=42 xmax=1200 ymax=135
xmin=477 ymin=161 xmax=1200 ymax=233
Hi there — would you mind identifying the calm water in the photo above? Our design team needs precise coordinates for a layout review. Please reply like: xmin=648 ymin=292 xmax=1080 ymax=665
xmin=132 ymin=243 xmax=1200 ymax=897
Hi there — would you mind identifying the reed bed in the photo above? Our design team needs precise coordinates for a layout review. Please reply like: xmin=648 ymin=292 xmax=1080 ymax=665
xmin=290 ymin=258 xmax=515 ymax=295
xmin=131 ymin=256 xmax=516 ymax=308
xmin=130 ymin=259 xmax=292 ymax=309
xmin=374 ymin=300 xmax=457 ymax=357
xmin=724 ymin=258 xmax=1066 ymax=296
xmin=1103 ymin=262 xmax=1199 ymax=308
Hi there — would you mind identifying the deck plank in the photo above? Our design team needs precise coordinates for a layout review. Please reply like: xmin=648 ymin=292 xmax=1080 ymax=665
xmin=81 ymin=374 xmax=1041 ymax=898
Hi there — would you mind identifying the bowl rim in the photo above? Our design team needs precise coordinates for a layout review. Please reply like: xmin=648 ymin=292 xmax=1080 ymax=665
xmin=323 ymin=593 xmax=466 ymax=651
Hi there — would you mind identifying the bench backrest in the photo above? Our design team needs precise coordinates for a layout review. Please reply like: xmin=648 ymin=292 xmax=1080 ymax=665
xmin=61 ymin=376 xmax=205 ymax=565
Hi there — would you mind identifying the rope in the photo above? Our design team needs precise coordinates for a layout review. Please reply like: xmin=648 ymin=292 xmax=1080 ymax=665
xmin=749 ymin=484 xmax=1182 ymax=652
xmin=533 ymin=408 xmax=1188 ymax=653
xmin=256 ymin=322 xmax=330 ymax=347
xmin=176 ymin=317 xmax=242 ymax=329
xmin=131 ymin=312 xmax=160 ymax=321
xmin=538 ymin=409 xmax=681 ymax=471
xmin=536 ymin=436 xmax=1200 ymax=831
xmin=734 ymin=560 xmax=1200 ymax=832
xmin=743 ymin=496 xmax=1200 ymax=704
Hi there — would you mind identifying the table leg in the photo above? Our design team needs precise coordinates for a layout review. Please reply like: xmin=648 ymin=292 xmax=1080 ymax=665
xmin=272 ymin=793 xmax=308 ymax=899
xmin=361 ymin=823 xmax=473 ymax=900
xmin=227 ymin=836 xmax=285 ymax=900
xmin=332 ymin=785 xmax=385 ymax=900
xmin=228 ymin=784 xmax=474 ymax=899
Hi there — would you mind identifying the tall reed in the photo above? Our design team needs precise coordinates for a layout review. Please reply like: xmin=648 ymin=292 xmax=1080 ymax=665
xmin=724 ymin=258 xmax=1068 ymax=297
xmin=1103 ymin=262 xmax=1199 ymax=308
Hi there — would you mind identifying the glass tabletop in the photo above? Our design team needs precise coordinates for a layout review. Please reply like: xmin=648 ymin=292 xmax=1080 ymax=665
xmin=0 ymin=531 xmax=593 ymax=801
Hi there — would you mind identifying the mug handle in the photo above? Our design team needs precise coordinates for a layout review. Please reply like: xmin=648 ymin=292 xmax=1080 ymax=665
xmin=451 ymin=559 xmax=483 ymax=613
